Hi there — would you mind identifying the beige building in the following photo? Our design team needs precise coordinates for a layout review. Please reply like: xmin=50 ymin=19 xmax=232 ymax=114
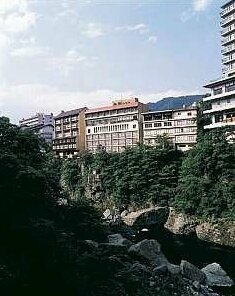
xmin=203 ymin=0 xmax=235 ymax=130
xmin=85 ymin=98 xmax=147 ymax=153
xmin=53 ymin=107 xmax=87 ymax=157
xmin=143 ymin=106 xmax=198 ymax=151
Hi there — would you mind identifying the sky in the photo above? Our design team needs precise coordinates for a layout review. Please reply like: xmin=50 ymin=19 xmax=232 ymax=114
xmin=0 ymin=0 xmax=225 ymax=122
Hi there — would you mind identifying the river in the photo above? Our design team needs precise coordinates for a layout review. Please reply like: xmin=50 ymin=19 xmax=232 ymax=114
xmin=136 ymin=227 xmax=235 ymax=296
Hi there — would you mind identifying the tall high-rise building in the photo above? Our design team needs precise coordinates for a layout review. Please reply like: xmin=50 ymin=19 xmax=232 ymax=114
xmin=203 ymin=0 xmax=235 ymax=130
xmin=85 ymin=98 xmax=147 ymax=153
xmin=19 ymin=113 xmax=54 ymax=143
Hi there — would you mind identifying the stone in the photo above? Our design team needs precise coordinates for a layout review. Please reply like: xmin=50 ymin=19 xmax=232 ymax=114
xmin=153 ymin=264 xmax=168 ymax=274
xmin=120 ymin=210 xmax=129 ymax=218
xmin=180 ymin=260 xmax=206 ymax=283
xmin=122 ymin=207 xmax=169 ymax=228
xmin=103 ymin=209 xmax=112 ymax=220
xmin=108 ymin=233 xmax=132 ymax=246
xmin=201 ymin=263 xmax=234 ymax=287
xmin=167 ymin=263 xmax=180 ymax=275
xmin=128 ymin=239 xmax=163 ymax=265
xmin=196 ymin=220 xmax=235 ymax=248
xmin=165 ymin=208 xmax=198 ymax=235
xmin=85 ymin=240 xmax=99 ymax=248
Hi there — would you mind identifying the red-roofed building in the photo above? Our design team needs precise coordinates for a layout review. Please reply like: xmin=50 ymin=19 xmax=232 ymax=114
xmin=85 ymin=98 xmax=148 ymax=153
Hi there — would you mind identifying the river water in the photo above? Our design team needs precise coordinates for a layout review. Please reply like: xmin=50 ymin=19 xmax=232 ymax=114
xmin=137 ymin=227 xmax=235 ymax=296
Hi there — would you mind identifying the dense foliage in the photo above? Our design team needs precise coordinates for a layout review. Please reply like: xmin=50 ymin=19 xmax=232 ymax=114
xmin=174 ymin=129 xmax=235 ymax=219
xmin=61 ymin=138 xmax=183 ymax=209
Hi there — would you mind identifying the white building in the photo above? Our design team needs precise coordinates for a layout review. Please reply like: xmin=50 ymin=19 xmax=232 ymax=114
xmin=85 ymin=98 xmax=147 ymax=153
xmin=19 ymin=113 xmax=54 ymax=143
xmin=143 ymin=106 xmax=198 ymax=151
xmin=203 ymin=0 xmax=235 ymax=130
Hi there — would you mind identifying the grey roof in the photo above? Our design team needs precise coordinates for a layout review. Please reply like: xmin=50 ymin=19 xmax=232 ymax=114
xmin=55 ymin=107 xmax=87 ymax=119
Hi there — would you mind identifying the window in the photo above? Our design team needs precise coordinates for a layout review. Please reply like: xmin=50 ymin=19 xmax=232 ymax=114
xmin=145 ymin=123 xmax=152 ymax=128
xmin=133 ymin=124 xmax=136 ymax=128
xmin=227 ymin=98 xmax=231 ymax=103
xmin=213 ymin=87 xmax=223 ymax=95
xmin=164 ymin=122 xmax=172 ymax=126
xmin=217 ymin=101 xmax=221 ymax=105
xmin=178 ymin=112 xmax=181 ymax=115
xmin=225 ymin=80 xmax=235 ymax=92
xmin=87 ymin=129 xmax=90 ymax=133
xmin=187 ymin=112 xmax=192 ymax=116
xmin=154 ymin=122 xmax=161 ymax=127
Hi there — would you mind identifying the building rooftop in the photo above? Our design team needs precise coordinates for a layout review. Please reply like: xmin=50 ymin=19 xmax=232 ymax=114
xmin=142 ymin=105 xmax=197 ymax=115
xmin=55 ymin=107 xmax=87 ymax=119
xmin=204 ymin=74 xmax=235 ymax=88
xmin=85 ymin=99 xmax=139 ymax=115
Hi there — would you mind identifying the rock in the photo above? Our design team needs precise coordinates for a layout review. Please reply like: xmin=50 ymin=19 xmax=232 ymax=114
xmin=108 ymin=234 xmax=133 ymax=246
xmin=103 ymin=209 xmax=112 ymax=220
xmin=201 ymin=263 xmax=234 ymax=287
xmin=120 ymin=210 xmax=129 ymax=218
xmin=85 ymin=240 xmax=99 ymax=248
xmin=152 ymin=264 xmax=168 ymax=274
xmin=122 ymin=207 xmax=169 ymax=228
xmin=130 ymin=262 xmax=149 ymax=275
xmin=180 ymin=260 xmax=205 ymax=283
xmin=196 ymin=220 xmax=235 ymax=248
xmin=164 ymin=208 xmax=198 ymax=235
xmin=128 ymin=239 xmax=167 ymax=266
xmin=167 ymin=263 xmax=180 ymax=275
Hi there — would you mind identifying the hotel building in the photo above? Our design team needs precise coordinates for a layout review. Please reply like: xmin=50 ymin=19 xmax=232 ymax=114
xmin=53 ymin=107 xmax=87 ymax=157
xmin=85 ymin=98 xmax=147 ymax=153
xmin=19 ymin=113 xmax=54 ymax=143
xmin=143 ymin=106 xmax=198 ymax=151
xmin=203 ymin=0 xmax=235 ymax=130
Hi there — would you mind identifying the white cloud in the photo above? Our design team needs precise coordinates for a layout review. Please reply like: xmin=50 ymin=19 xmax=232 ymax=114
xmin=116 ymin=23 xmax=149 ymax=35
xmin=10 ymin=45 xmax=50 ymax=57
xmin=82 ymin=23 xmax=104 ymax=38
xmin=0 ymin=11 xmax=37 ymax=33
xmin=148 ymin=35 xmax=157 ymax=44
xmin=0 ymin=83 xmax=200 ymax=123
xmin=0 ymin=0 xmax=28 ymax=14
xmin=193 ymin=0 xmax=212 ymax=12
xmin=49 ymin=50 xmax=90 ymax=76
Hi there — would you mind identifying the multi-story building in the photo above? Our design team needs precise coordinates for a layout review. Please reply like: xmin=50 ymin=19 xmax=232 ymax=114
xmin=143 ymin=106 xmax=198 ymax=151
xmin=203 ymin=0 xmax=235 ymax=130
xmin=19 ymin=113 xmax=54 ymax=143
xmin=85 ymin=98 xmax=147 ymax=153
xmin=53 ymin=107 xmax=87 ymax=158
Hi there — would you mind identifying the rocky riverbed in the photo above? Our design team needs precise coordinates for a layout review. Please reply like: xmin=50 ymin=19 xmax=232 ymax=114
xmin=86 ymin=232 xmax=234 ymax=296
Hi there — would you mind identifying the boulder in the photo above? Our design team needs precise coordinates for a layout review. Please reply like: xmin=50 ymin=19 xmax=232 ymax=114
xmin=122 ymin=207 xmax=169 ymax=228
xmin=196 ymin=220 xmax=235 ymax=248
xmin=164 ymin=208 xmax=198 ymax=235
xmin=201 ymin=263 xmax=234 ymax=287
xmin=128 ymin=239 xmax=168 ymax=266
xmin=167 ymin=263 xmax=180 ymax=275
xmin=108 ymin=234 xmax=133 ymax=246
xmin=180 ymin=260 xmax=205 ymax=283
xmin=152 ymin=264 xmax=168 ymax=275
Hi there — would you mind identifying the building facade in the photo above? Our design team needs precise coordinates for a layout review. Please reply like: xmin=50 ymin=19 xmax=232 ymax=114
xmin=19 ymin=113 xmax=54 ymax=143
xmin=85 ymin=98 xmax=147 ymax=153
xmin=143 ymin=106 xmax=198 ymax=151
xmin=203 ymin=0 xmax=235 ymax=130
xmin=53 ymin=108 xmax=87 ymax=157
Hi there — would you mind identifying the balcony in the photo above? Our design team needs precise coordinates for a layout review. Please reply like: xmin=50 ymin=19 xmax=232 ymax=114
xmin=222 ymin=34 xmax=235 ymax=46
xmin=221 ymin=24 xmax=235 ymax=36
xmin=220 ymin=5 xmax=235 ymax=18
xmin=221 ymin=14 xmax=235 ymax=27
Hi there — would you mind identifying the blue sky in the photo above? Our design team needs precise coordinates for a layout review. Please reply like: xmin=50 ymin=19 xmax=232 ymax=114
xmin=0 ymin=0 xmax=224 ymax=122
